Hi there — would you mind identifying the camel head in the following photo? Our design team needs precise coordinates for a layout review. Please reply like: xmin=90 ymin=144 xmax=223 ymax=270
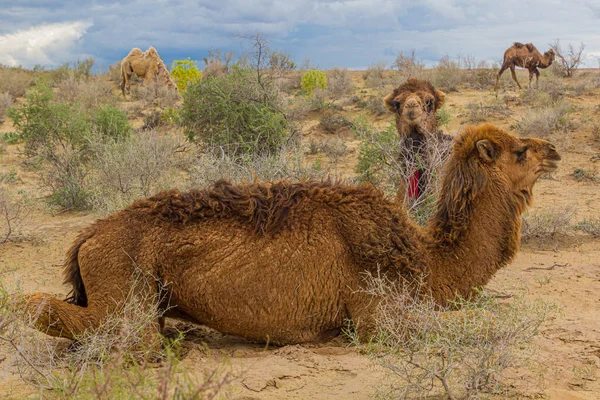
xmin=431 ymin=123 xmax=561 ymax=244
xmin=544 ymin=49 xmax=556 ymax=64
xmin=156 ymin=62 xmax=177 ymax=90
xmin=384 ymin=78 xmax=446 ymax=136
xmin=447 ymin=124 xmax=561 ymax=210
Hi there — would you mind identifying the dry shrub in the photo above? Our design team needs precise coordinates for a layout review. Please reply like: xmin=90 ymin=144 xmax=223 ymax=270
xmin=363 ymin=62 xmax=389 ymax=88
xmin=572 ymin=167 xmax=599 ymax=183
xmin=319 ymin=113 xmax=352 ymax=134
xmin=326 ymin=67 xmax=354 ymax=98
xmin=575 ymin=217 xmax=600 ymax=237
xmin=0 ymin=187 xmax=33 ymax=244
xmin=88 ymin=131 xmax=183 ymax=215
xmin=307 ymin=137 xmax=349 ymax=164
xmin=108 ymin=60 xmax=122 ymax=82
xmin=466 ymin=98 xmax=511 ymax=123
xmin=283 ymin=96 xmax=312 ymax=122
xmin=188 ymin=142 xmax=329 ymax=189
xmin=521 ymin=205 xmax=575 ymax=242
xmin=350 ymin=273 xmax=556 ymax=399
xmin=132 ymin=80 xmax=179 ymax=109
xmin=393 ymin=50 xmax=425 ymax=78
xmin=513 ymin=100 xmax=573 ymax=138
xmin=0 ymin=269 xmax=233 ymax=398
xmin=354 ymin=118 xmax=451 ymax=225
xmin=0 ymin=66 xmax=34 ymax=98
xmin=431 ymin=55 xmax=464 ymax=92
xmin=55 ymin=75 xmax=115 ymax=111
xmin=0 ymin=92 xmax=11 ymax=122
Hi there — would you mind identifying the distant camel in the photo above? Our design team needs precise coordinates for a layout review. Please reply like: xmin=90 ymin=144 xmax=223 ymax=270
xmin=120 ymin=46 xmax=176 ymax=97
xmin=25 ymin=124 xmax=560 ymax=347
xmin=494 ymin=42 xmax=555 ymax=91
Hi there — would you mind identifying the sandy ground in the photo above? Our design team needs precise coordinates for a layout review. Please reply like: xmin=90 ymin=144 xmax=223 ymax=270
xmin=1 ymin=71 xmax=599 ymax=399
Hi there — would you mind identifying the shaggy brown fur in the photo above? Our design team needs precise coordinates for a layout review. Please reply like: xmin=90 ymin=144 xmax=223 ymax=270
xmin=120 ymin=46 xmax=176 ymax=97
xmin=25 ymin=124 xmax=560 ymax=346
xmin=384 ymin=78 xmax=453 ymax=199
xmin=494 ymin=42 xmax=556 ymax=91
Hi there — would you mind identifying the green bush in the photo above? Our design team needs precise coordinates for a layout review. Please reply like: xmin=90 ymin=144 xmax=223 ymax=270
xmin=180 ymin=67 xmax=289 ymax=157
xmin=301 ymin=70 xmax=327 ymax=95
xmin=91 ymin=104 xmax=131 ymax=140
xmin=355 ymin=118 xmax=398 ymax=185
xmin=170 ymin=58 xmax=202 ymax=92
xmin=8 ymin=82 xmax=91 ymax=158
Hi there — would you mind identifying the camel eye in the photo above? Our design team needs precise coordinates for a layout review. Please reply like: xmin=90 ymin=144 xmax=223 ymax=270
xmin=425 ymin=98 xmax=434 ymax=112
xmin=515 ymin=147 xmax=528 ymax=162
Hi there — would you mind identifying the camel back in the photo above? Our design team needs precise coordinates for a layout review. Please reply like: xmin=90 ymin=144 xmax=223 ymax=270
xmin=128 ymin=179 xmax=385 ymax=235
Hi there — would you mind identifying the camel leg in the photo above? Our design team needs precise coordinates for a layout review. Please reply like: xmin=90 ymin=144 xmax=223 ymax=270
xmin=528 ymin=69 xmax=535 ymax=88
xmin=25 ymin=270 xmax=162 ymax=350
xmin=493 ymin=62 xmax=510 ymax=91
xmin=509 ymin=65 xmax=522 ymax=89
xmin=534 ymin=69 xmax=540 ymax=88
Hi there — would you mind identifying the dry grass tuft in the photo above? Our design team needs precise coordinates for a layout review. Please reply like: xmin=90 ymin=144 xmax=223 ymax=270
xmin=0 ymin=267 xmax=233 ymax=398
xmin=521 ymin=205 xmax=575 ymax=242
xmin=349 ymin=272 xmax=556 ymax=399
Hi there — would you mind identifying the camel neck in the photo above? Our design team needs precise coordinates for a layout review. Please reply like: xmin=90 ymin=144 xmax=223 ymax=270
xmin=424 ymin=188 xmax=523 ymax=305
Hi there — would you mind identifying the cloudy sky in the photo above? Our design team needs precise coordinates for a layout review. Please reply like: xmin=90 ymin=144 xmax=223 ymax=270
xmin=1 ymin=0 xmax=599 ymax=71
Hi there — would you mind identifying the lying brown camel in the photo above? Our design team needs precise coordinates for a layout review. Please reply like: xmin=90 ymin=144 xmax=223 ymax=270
xmin=120 ymin=46 xmax=176 ymax=97
xmin=384 ymin=78 xmax=453 ymax=201
xmin=25 ymin=124 xmax=560 ymax=346
xmin=494 ymin=42 xmax=555 ymax=91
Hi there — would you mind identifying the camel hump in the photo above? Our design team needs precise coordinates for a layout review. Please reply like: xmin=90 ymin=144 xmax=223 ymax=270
xmin=63 ymin=228 xmax=96 ymax=306
xmin=513 ymin=42 xmax=525 ymax=49
xmin=525 ymin=43 xmax=535 ymax=52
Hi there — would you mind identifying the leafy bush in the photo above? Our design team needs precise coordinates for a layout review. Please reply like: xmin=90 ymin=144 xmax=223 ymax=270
xmin=355 ymin=118 xmax=399 ymax=187
xmin=8 ymin=82 xmax=91 ymax=158
xmin=301 ymin=70 xmax=327 ymax=95
xmin=435 ymin=105 xmax=451 ymax=127
xmin=91 ymin=104 xmax=131 ymax=141
xmin=180 ymin=67 xmax=289 ymax=157
xmin=7 ymin=81 xmax=127 ymax=210
xmin=170 ymin=58 xmax=202 ymax=92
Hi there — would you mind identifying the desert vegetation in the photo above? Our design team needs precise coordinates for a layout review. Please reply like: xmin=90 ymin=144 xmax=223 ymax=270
xmin=1 ymin=36 xmax=600 ymax=398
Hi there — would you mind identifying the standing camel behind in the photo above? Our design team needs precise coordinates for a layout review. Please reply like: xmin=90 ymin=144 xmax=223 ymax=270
xmin=120 ymin=46 xmax=176 ymax=97
xmin=494 ymin=42 xmax=555 ymax=91
xmin=384 ymin=78 xmax=453 ymax=202
xmin=24 ymin=123 xmax=561 ymax=348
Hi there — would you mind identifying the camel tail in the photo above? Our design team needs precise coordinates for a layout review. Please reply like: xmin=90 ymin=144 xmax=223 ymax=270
xmin=63 ymin=228 xmax=95 ymax=307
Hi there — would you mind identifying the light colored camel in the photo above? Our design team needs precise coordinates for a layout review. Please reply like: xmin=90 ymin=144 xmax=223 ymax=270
xmin=384 ymin=78 xmax=453 ymax=200
xmin=494 ymin=42 xmax=555 ymax=91
xmin=120 ymin=46 xmax=176 ymax=97
xmin=25 ymin=124 xmax=560 ymax=346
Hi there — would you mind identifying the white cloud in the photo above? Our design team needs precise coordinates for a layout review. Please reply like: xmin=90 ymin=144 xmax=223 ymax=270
xmin=0 ymin=21 xmax=92 ymax=67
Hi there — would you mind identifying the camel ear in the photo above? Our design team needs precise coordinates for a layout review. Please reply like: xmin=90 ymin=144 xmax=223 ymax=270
xmin=383 ymin=92 xmax=399 ymax=112
xmin=476 ymin=139 xmax=497 ymax=163
xmin=435 ymin=90 xmax=446 ymax=109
